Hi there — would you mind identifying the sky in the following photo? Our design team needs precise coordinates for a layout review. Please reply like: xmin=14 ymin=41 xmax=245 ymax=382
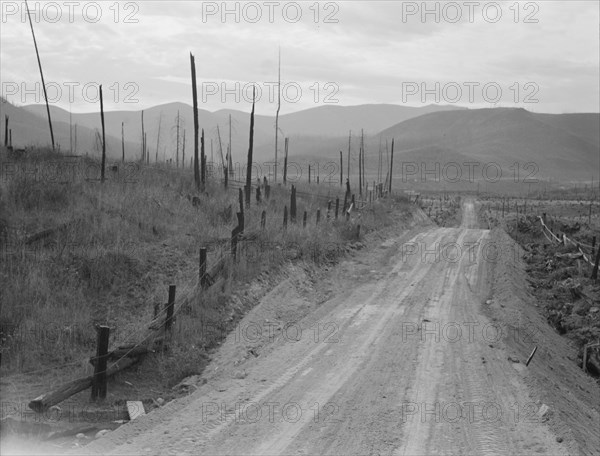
xmin=1 ymin=1 xmax=599 ymax=114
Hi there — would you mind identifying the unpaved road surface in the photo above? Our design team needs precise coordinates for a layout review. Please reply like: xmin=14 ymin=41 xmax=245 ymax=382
xmin=81 ymin=200 xmax=598 ymax=455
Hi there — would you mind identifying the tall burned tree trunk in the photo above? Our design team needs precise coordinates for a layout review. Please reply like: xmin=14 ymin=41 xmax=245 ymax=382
xmin=389 ymin=138 xmax=394 ymax=194
xmin=201 ymin=128 xmax=206 ymax=187
xmin=140 ymin=111 xmax=145 ymax=162
xmin=25 ymin=0 xmax=54 ymax=151
xmin=69 ymin=109 xmax=72 ymax=154
xmin=99 ymin=85 xmax=106 ymax=183
xmin=229 ymin=114 xmax=234 ymax=177
xmin=358 ymin=146 xmax=362 ymax=197
xmin=283 ymin=137 xmax=289 ymax=185
xmin=176 ymin=110 xmax=180 ymax=168
xmin=274 ymin=46 xmax=281 ymax=182
xmin=245 ymin=86 xmax=256 ymax=207
xmin=347 ymin=130 xmax=351 ymax=187
xmin=121 ymin=122 xmax=125 ymax=162
xmin=155 ymin=113 xmax=162 ymax=164
xmin=182 ymin=130 xmax=186 ymax=169
xmin=190 ymin=52 xmax=200 ymax=190
xmin=217 ymin=125 xmax=226 ymax=178
xmin=340 ymin=150 xmax=343 ymax=186
xmin=360 ymin=129 xmax=365 ymax=196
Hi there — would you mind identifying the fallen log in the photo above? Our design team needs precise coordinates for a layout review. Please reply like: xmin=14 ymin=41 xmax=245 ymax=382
xmin=89 ymin=345 xmax=153 ymax=366
xmin=28 ymin=356 xmax=139 ymax=413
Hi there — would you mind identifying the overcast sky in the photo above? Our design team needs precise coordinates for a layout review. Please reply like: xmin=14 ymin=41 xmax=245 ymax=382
xmin=1 ymin=1 xmax=598 ymax=114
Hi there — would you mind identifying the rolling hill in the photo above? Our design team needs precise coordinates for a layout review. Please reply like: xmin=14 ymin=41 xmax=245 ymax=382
xmin=4 ymin=100 xmax=598 ymax=184
xmin=377 ymin=108 xmax=600 ymax=182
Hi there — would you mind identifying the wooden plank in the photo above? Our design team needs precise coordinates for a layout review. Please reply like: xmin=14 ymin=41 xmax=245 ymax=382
xmin=28 ymin=356 xmax=139 ymax=412
xmin=126 ymin=401 xmax=146 ymax=420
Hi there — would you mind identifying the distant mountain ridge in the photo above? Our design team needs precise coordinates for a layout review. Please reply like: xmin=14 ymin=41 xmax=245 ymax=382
xmin=13 ymin=101 xmax=464 ymax=161
xmin=378 ymin=108 xmax=599 ymax=182
xmin=3 ymin=100 xmax=598 ymax=183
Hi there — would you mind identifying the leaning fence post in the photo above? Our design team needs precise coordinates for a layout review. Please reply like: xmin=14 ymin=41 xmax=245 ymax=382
xmin=91 ymin=325 xmax=110 ymax=401
xmin=164 ymin=285 xmax=176 ymax=334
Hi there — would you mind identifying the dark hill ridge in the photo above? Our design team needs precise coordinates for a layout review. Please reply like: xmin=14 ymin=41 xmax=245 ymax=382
xmin=7 ymin=101 xmax=599 ymax=183
xmin=378 ymin=108 xmax=599 ymax=182
xmin=17 ymin=102 xmax=463 ymax=161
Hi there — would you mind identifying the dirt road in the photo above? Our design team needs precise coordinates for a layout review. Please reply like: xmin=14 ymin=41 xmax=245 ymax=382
xmin=84 ymin=200 xmax=597 ymax=455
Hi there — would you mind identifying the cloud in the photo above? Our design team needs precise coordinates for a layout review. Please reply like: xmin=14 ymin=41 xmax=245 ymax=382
xmin=1 ymin=1 xmax=597 ymax=114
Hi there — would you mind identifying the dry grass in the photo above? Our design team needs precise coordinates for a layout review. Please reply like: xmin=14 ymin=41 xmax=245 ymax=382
xmin=0 ymin=147 xmax=404 ymax=387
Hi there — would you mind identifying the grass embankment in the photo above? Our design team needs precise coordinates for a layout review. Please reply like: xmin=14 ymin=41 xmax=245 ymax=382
xmin=0 ymin=147 xmax=408 ymax=387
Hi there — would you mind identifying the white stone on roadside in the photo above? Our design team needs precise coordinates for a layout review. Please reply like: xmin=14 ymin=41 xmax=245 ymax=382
xmin=537 ymin=404 xmax=551 ymax=418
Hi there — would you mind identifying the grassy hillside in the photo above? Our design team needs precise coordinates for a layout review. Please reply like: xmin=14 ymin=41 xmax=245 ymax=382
xmin=0 ymin=146 xmax=405 ymax=387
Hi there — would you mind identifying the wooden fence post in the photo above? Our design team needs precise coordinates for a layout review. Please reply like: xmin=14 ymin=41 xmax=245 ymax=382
xmin=308 ymin=165 xmax=311 ymax=184
xmin=199 ymin=247 xmax=208 ymax=289
xmin=256 ymin=186 xmax=261 ymax=203
xmin=356 ymin=224 xmax=360 ymax=239
xmin=303 ymin=211 xmax=307 ymax=228
xmin=290 ymin=185 xmax=297 ymax=223
xmin=91 ymin=325 xmax=110 ymax=400
xmin=327 ymin=201 xmax=331 ymax=219
xmin=335 ymin=197 xmax=339 ymax=220
xmin=592 ymin=236 xmax=596 ymax=256
xmin=265 ymin=185 xmax=270 ymax=200
xmin=261 ymin=210 xmax=266 ymax=229
xmin=238 ymin=188 xmax=244 ymax=216
xmin=283 ymin=206 xmax=288 ymax=230
xmin=164 ymin=285 xmax=176 ymax=334
xmin=316 ymin=209 xmax=321 ymax=225
xmin=237 ymin=211 xmax=244 ymax=235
